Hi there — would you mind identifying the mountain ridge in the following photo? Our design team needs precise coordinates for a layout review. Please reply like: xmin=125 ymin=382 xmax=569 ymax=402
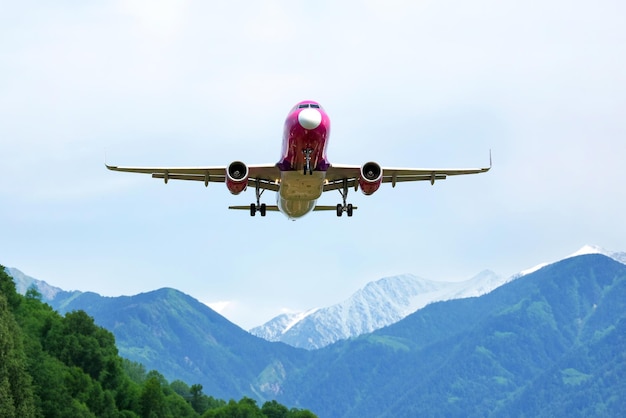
xmin=251 ymin=245 xmax=626 ymax=349
xmin=251 ymin=270 xmax=508 ymax=349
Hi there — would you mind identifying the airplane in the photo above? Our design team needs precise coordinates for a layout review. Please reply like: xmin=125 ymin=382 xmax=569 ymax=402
xmin=106 ymin=100 xmax=491 ymax=220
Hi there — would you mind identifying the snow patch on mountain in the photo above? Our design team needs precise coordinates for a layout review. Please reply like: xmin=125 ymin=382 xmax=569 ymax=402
xmin=517 ymin=262 xmax=550 ymax=277
xmin=251 ymin=245 xmax=626 ymax=350
xmin=566 ymin=245 xmax=626 ymax=264
xmin=514 ymin=245 xmax=626 ymax=279
xmin=250 ymin=271 xmax=506 ymax=349
xmin=282 ymin=308 xmax=320 ymax=333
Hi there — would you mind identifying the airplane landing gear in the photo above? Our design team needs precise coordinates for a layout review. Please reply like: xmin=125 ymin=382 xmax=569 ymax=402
xmin=250 ymin=183 xmax=267 ymax=216
xmin=250 ymin=203 xmax=266 ymax=216
xmin=303 ymin=148 xmax=313 ymax=175
xmin=336 ymin=179 xmax=354 ymax=217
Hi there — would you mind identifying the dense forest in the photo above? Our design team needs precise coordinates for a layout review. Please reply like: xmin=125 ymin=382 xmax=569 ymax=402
xmin=0 ymin=265 xmax=316 ymax=418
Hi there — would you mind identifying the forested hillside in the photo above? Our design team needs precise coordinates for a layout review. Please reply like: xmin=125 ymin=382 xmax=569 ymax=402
xmin=0 ymin=265 xmax=315 ymax=418
xmin=279 ymin=254 xmax=626 ymax=417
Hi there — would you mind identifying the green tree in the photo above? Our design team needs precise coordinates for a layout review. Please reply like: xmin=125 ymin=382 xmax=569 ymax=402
xmin=123 ymin=358 xmax=148 ymax=384
xmin=170 ymin=379 xmax=190 ymax=399
xmin=165 ymin=392 xmax=197 ymax=418
xmin=261 ymin=400 xmax=288 ymax=417
xmin=190 ymin=383 xmax=208 ymax=413
xmin=203 ymin=397 xmax=264 ymax=418
xmin=0 ymin=281 xmax=37 ymax=417
xmin=24 ymin=285 xmax=42 ymax=301
xmin=41 ymin=308 xmax=122 ymax=397
xmin=140 ymin=376 xmax=167 ymax=418
xmin=287 ymin=408 xmax=317 ymax=418
xmin=0 ymin=265 xmax=21 ymax=309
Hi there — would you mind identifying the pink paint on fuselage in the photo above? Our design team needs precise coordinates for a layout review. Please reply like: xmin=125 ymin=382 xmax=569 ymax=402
xmin=277 ymin=100 xmax=331 ymax=173
xmin=274 ymin=101 xmax=332 ymax=219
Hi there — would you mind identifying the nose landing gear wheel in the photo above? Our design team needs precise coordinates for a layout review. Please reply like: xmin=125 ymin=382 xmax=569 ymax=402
xmin=336 ymin=204 xmax=343 ymax=217
xmin=303 ymin=148 xmax=313 ymax=175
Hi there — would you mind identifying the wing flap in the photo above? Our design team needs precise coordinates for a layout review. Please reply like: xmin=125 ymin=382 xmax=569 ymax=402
xmin=152 ymin=173 xmax=225 ymax=183
xmin=382 ymin=174 xmax=447 ymax=184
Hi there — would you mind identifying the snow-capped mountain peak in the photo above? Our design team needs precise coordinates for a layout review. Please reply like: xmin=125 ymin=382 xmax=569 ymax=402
xmin=251 ymin=245 xmax=625 ymax=350
xmin=250 ymin=270 xmax=506 ymax=349
xmin=566 ymin=245 xmax=626 ymax=264
xmin=515 ymin=245 xmax=626 ymax=279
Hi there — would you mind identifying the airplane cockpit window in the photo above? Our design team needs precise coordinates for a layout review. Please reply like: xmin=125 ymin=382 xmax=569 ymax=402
xmin=310 ymin=104 xmax=320 ymax=108
xmin=298 ymin=104 xmax=310 ymax=108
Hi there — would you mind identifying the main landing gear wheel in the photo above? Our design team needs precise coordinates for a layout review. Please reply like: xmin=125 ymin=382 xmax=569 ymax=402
xmin=250 ymin=203 xmax=267 ymax=216
xmin=336 ymin=180 xmax=354 ymax=217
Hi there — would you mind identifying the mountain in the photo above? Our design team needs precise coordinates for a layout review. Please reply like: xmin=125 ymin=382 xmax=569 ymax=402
xmin=252 ymin=245 xmax=626 ymax=350
xmin=7 ymin=268 xmax=307 ymax=401
xmin=47 ymin=288 xmax=310 ymax=401
xmin=6 ymin=249 xmax=626 ymax=416
xmin=251 ymin=270 xmax=506 ymax=349
xmin=277 ymin=254 xmax=626 ymax=417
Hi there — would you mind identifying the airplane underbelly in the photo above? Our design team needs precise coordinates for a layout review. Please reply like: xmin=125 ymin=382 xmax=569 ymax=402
xmin=277 ymin=171 xmax=325 ymax=219
xmin=279 ymin=171 xmax=325 ymax=200
xmin=277 ymin=197 xmax=316 ymax=219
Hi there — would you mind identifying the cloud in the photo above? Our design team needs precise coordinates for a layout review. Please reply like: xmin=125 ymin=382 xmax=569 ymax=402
xmin=205 ymin=300 xmax=231 ymax=314
xmin=116 ymin=0 xmax=188 ymax=40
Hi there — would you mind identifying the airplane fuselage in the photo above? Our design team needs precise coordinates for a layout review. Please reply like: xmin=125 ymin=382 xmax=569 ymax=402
xmin=276 ymin=101 xmax=331 ymax=219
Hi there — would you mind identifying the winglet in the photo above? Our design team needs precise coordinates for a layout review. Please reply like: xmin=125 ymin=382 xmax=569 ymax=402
xmin=104 ymin=148 xmax=117 ymax=170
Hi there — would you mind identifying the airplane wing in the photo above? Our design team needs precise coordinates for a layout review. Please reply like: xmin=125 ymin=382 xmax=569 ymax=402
xmin=105 ymin=163 xmax=282 ymax=191
xmin=323 ymin=156 xmax=491 ymax=192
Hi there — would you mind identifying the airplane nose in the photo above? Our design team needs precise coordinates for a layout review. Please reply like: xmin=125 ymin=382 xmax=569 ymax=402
xmin=298 ymin=108 xmax=322 ymax=130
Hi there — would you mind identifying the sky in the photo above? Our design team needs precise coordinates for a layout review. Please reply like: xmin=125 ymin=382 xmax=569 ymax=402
xmin=1 ymin=0 xmax=625 ymax=329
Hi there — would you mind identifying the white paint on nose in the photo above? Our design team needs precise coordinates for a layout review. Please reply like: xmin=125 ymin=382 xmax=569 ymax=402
xmin=298 ymin=108 xmax=322 ymax=130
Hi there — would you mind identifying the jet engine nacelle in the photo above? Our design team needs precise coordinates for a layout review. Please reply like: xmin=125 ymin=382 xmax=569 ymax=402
xmin=359 ymin=161 xmax=383 ymax=195
xmin=225 ymin=161 xmax=249 ymax=195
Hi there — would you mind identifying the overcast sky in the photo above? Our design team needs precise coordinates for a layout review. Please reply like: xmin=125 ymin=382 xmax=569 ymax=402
xmin=1 ymin=0 xmax=625 ymax=329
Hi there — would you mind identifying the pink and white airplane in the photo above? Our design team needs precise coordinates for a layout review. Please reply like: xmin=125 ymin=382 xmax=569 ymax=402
xmin=107 ymin=100 xmax=491 ymax=220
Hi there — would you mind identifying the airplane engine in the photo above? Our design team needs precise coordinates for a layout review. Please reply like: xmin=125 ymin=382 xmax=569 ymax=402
xmin=359 ymin=161 xmax=383 ymax=195
xmin=225 ymin=161 xmax=249 ymax=195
